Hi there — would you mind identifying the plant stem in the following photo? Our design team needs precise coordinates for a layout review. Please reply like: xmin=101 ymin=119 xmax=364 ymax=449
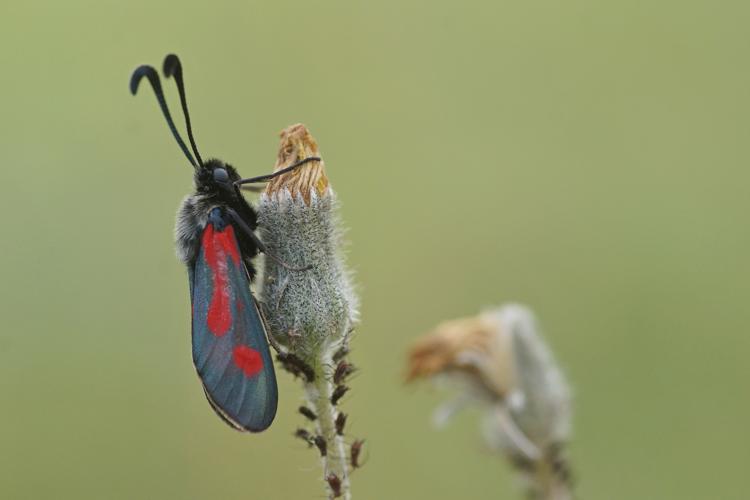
xmin=305 ymin=354 xmax=351 ymax=499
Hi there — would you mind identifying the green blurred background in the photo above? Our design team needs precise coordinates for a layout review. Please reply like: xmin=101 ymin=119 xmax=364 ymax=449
xmin=2 ymin=1 xmax=749 ymax=499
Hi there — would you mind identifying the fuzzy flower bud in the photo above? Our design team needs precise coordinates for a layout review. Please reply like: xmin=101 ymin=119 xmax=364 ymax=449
xmin=259 ymin=124 xmax=357 ymax=353
xmin=257 ymin=124 xmax=358 ymax=500
xmin=406 ymin=304 xmax=572 ymax=500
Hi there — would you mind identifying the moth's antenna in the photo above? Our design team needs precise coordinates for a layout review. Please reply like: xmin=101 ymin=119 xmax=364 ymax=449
xmin=163 ymin=54 xmax=204 ymax=167
xmin=234 ymin=156 xmax=322 ymax=185
xmin=130 ymin=65 xmax=198 ymax=169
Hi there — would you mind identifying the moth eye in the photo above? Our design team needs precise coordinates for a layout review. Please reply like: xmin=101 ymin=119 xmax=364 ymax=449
xmin=213 ymin=168 xmax=229 ymax=183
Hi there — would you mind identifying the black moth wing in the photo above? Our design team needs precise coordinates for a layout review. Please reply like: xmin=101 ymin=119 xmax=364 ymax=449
xmin=189 ymin=207 xmax=277 ymax=432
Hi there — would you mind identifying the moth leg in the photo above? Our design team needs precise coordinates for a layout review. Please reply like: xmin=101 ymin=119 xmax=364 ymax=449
xmin=274 ymin=275 xmax=290 ymax=311
xmin=225 ymin=207 xmax=312 ymax=272
xmin=255 ymin=299 xmax=287 ymax=355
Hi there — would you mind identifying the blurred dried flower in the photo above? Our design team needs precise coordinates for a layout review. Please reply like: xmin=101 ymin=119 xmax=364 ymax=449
xmin=407 ymin=304 xmax=573 ymax=500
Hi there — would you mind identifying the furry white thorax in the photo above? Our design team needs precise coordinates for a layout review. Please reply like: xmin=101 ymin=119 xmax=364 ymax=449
xmin=174 ymin=193 xmax=214 ymax=265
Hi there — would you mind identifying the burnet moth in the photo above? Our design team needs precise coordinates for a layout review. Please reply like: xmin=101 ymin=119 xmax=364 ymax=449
xmin=129 ymin=54 xmax=317 ymax=432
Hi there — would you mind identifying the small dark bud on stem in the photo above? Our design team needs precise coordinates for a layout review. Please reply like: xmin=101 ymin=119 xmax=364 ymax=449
xmin=314 ymin=435 xmax=328 ymax=457
xmin=331 ymin=385 xmax=349 ymax=406
xmin=299 ymin=406 xmax=318 ymax=421
xmin=326 ymin=474 xmax=342 ymax=498
xmin=333 ymin=361 xmax=356 ymax=385
xmin=335 ymin=413 xmax=348 ymax=436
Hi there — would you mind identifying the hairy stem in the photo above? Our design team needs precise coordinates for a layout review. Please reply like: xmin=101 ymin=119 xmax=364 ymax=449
xmin=524 ymin=447 xmax=573 ymax=500
xmin=306 ymin=356 xmax=351 ymax=499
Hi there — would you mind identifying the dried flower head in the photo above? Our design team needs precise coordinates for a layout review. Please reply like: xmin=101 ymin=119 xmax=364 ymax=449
xmin=266 ymin=124 xmax=329 ymax=203
xmin=407 ymin=304 xmax=573 ymax=500
xmin=406 ymin=313 xmax=515 ymax=401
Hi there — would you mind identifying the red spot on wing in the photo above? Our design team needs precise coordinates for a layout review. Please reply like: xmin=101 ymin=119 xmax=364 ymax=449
xmin=233 ymin=345 xmax=264 ymax=377
xmin=202 ymin=223 xmax=242 ymax=336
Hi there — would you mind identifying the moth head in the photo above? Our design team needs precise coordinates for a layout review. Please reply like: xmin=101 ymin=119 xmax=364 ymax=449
xmin=196 ymin=159 xmax=241 ymax=194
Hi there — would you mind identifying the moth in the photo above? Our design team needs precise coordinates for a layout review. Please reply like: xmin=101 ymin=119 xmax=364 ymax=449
xmin=130 ymin=54 xmax=316 ymax=432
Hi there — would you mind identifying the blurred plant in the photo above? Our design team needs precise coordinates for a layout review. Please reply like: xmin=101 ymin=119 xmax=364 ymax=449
xmin=406 ymin=304 xmax=573 ymax=500
xmin=257 ymin=124 xmax=360 ymax=500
